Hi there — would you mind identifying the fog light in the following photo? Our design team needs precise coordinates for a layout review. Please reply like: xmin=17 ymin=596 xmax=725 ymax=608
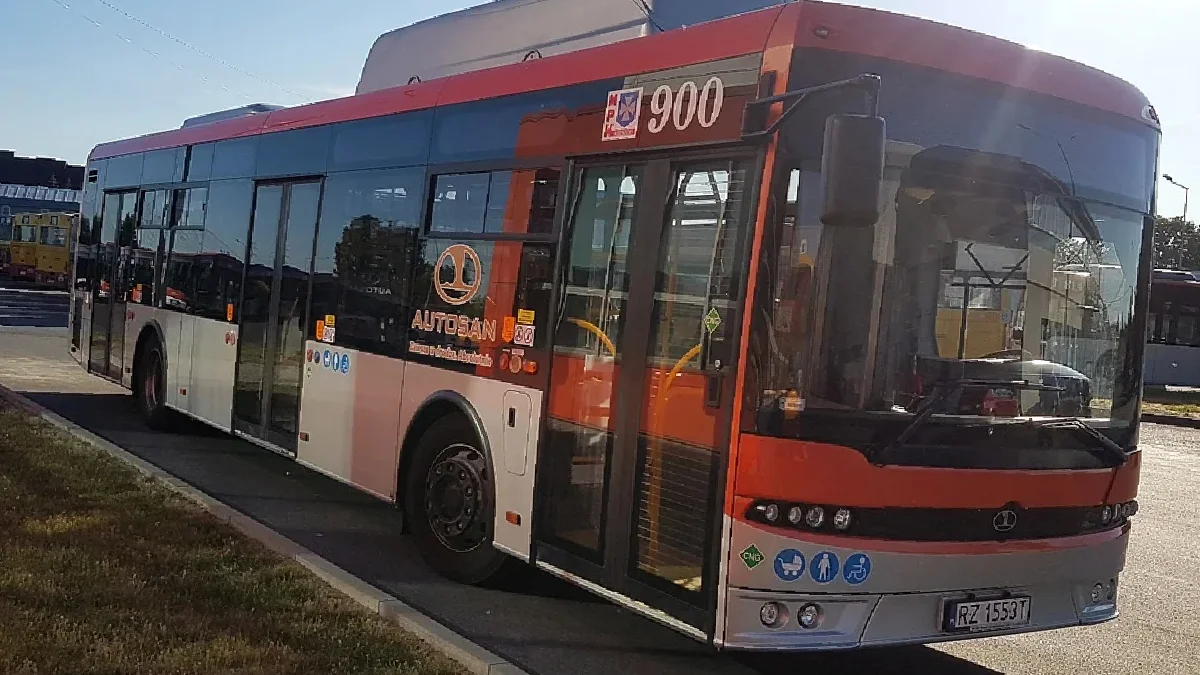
xmin=833 ymin=508 xmax=852 ymax=531
xmin=1105 ymin=579 xmax=1116 ymax=601
xmin=759 ymin=602 xmax=787 ymax=628
xmin=787 ymin=506 xmax=804 ymax=525
xmin=762 ymin=503 xmax=780 ymax=523
xmin=805 ymin=506 xmax=826 ymax=528
xmin=1090 ymin=583 xmax=1104 ymax=604
xmin=797 ymin=603 xmax=823 ymax=629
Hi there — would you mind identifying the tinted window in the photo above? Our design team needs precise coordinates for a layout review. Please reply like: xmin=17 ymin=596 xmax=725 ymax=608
xmin=210 ymin=138 xmax=259 ymax=180
xmin=174 ymin=186 xmax=207 ymax=231
xmin=139 ymin=189 xmax=171 ymax=229
xmin=186 ymin=143 xmax=215 ymax=181
xmin=106 ymin=153 xmax=144 ymax=188
xmin=787 ymin=48 xmax=1159 ymax=212
xmin=429 ymin=84 xmax=609 ymax=163
xmin=256 ymin=126 xmax=332 ymax=178
xmin=130 ymin=227 xmax=167 ymax=306
xmin=429 ymin=169 xmax=560 ymax=236
xmin=163 ymin=229 xmax=204 ymax=313
xmin=195 ymin=179 xmax=253 ymax=321
xmin=311 ymin=168 xmax=424 ymax=355
xmin=328 ymin=110 xmax=433 ymax=172
xmin=430 ymin=173 xmax=490 ymax=235
xmin=141 ymin=147 xmax=185 ymax=184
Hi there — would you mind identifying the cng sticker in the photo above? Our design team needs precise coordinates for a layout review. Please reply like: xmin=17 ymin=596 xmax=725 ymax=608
xmin=704 ymin=307 xmax=722 ymax=333
xmin=740 ymin=544 xmax=765 ymax=570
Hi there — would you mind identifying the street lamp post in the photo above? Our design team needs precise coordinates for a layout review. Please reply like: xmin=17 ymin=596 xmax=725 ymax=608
xmin=1164 ymin=174 xmax=1190 ymax=222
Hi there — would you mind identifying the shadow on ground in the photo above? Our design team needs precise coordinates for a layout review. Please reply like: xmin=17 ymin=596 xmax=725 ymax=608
xmin=18 ymin=390 xmax=1002 ymax=675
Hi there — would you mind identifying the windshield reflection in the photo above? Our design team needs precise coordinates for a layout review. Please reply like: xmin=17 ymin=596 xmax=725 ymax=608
xmin=753 ymin=143 xmax=1147 ymax=440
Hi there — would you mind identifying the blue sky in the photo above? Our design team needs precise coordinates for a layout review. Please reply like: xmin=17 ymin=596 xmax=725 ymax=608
xmin=0 ymin=0 xmax=1193 ymax=217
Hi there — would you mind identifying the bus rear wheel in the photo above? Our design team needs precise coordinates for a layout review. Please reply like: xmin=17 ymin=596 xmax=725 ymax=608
xmin=134 ymin=341 xmax=172 ymax=431
xmin=404 ymin=415 xmax=513 ymax=586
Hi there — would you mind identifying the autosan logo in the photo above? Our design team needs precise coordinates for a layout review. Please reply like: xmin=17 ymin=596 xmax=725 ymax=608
xmin=411 ymin=242 xmax=497 ymax=348
xmin=992 ymin=509 xmax=1018 ymax=533
xmin=434 ymin=244 xmax=483 ymax=306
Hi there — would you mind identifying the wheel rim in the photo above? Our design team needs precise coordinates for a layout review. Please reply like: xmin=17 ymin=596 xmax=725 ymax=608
xmin=144 ymin=355 xmax=161 ymax=411
xmin=425 ymin=443 xmax=490 ymax=553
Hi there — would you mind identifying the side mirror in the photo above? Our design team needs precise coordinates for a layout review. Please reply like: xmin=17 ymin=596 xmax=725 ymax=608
xmin=820 ymin=114 xmax=886 ymax=227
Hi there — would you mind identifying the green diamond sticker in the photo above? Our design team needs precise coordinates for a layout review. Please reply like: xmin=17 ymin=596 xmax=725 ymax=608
xmin=740 ymin=544 xmax=765 ymax=570
xmin=704 ymin=307 xmax=722 ymax=334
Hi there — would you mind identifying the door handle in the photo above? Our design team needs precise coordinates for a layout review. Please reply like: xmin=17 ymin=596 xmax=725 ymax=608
xmin=705 ymin=373 xmax=722 ymax=409
xmin=508 ymin=407 xmax=517 ymax=428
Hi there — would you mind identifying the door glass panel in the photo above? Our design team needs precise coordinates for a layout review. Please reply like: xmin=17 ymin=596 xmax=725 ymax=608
xmin=89 ymin=193 xmax=120 ymax=373
xmin=542 ymin=164 xmax=642 ymax=555
xmin=107 ymin=192 xmax=139 ymax=380
xmin=632 ymin=160 xmax=752 ymax=598
xmin=234 ymin=185 xmax=283 ymax=426
xmin=268 ymin=182 xmax=320 ymax=439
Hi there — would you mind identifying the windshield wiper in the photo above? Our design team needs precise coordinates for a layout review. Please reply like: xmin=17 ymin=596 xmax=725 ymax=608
xmin=866 ymin=379 xmax=1064 ymax=463
xmin=1024 ymin=418 xmax=1128 ymax=465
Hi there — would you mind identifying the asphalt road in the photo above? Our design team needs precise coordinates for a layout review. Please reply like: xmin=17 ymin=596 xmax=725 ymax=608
xmin=0 ymin=283 xmax=69 ymax=328
xmin=0 ymin=326 xmax=1196 ymax=674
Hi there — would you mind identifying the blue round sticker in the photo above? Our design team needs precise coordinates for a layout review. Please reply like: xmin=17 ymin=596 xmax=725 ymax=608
xmin=340 ymin=354 xmax=350 ymax=374
xmin=772 ymin=549 xmax=806 ymax=582
xmin=810 ymin=551 xmax=839 ymax=584
xmin=842 ymin=553 xmax=871 ymax=585
xmin=322 ymin=350 xmax=331 ymax=368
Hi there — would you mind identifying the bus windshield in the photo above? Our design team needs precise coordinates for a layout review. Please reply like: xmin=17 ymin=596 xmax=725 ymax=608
xmin=748 ymin=52 xmax=1159 ymax=460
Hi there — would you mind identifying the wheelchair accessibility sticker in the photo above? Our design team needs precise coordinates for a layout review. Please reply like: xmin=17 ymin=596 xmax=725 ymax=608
xmin=843 ymin=553 xmax=871 ymax=585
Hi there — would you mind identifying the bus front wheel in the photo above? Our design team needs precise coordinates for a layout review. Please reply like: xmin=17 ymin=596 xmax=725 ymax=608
xmin=404 ymin=415 xmax=514 ymax=586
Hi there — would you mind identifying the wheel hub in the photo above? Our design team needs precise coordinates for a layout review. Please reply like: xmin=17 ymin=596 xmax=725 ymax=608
xmin=425 ymin=443 xmax=489 ymax=552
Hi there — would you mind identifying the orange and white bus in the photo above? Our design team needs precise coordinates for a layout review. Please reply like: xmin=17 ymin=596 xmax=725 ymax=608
xmin=70 ymin=1 xmax=1157 ymax=650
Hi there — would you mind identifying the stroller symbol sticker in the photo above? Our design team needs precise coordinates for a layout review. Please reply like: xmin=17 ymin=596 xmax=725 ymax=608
xmin=773 ymin=549 xmax=806 ymax=582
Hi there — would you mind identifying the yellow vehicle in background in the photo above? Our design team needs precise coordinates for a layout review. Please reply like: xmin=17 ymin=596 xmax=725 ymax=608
xmin=9 ymin=213 xmax=40 ymax=282
xmin=35 ymin=212 xmax=77 ymax=288
xmin=6 ymin=212 xmax=77 ymax=288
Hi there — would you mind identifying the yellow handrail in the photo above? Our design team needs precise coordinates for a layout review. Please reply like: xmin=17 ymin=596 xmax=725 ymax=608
xmin=566 ymin=317 xmax=617 ymax=357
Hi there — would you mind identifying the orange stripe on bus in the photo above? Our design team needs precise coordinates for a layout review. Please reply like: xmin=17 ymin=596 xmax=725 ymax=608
xmin=733 ymin=433 xmax=1139 ymax=510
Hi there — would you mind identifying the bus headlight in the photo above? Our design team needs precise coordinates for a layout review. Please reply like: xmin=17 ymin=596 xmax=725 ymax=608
xmin=805 ymin=507 xmax=826 ymax=528
xmin=759 ymin=602 xmax=787 ymax=628
xmin=797 ymin=603 xmax=823 ymax=629
xmin=833 ymin=508 xmax=853 ymax=531
xmin=1090 ymin=583 xmax=1104 ymax=604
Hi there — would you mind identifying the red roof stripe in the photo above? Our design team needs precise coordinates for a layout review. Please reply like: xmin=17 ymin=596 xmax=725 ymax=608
xmin=89 ymin=6 xmax=786 ymax=161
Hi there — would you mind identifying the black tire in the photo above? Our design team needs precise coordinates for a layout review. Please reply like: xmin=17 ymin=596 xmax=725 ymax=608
xmin=404 ymin=415 xmax=514 ymax=585
xmin=135 ymin=341 xmax=173 ymax=431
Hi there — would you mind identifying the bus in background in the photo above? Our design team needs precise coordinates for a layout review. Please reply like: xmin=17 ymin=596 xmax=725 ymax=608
xmin=1145 ymin=269 xmax=1200 ymax=386
xmin=0 ymin=206 xmax=10 ymax=276
xmin=35 ymin=212 xmax=77 ymax=288
xmin=70 ymin=0 xmax=1155 ymax=651
xmin=9 ymin=213 xmax=40 ymax=282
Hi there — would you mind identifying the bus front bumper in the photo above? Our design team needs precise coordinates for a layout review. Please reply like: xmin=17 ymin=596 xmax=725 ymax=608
xmin=721 ymin=579 xmax=1117 ymax=650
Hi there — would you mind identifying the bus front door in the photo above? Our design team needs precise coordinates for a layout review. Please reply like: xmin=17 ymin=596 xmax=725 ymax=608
xmin=535 ymin=154 xmax=757 ymax=637
xmin=231 ymin=180 xmax=321 ymax=453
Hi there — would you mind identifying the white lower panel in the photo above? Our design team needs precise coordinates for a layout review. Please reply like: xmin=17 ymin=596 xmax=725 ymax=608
xmin=398 ymin=362 xmax=542 ymax=561
xmin=187 ymin=317 xmax=237 ymax=431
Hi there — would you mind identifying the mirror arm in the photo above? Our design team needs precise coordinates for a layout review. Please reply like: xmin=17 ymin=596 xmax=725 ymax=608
xmin=741 ymin=73 xmax=882 ymax=141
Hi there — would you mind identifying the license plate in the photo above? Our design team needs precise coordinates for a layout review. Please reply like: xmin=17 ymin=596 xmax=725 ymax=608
xmin=944 ymin=596 xmax=1031 ymax=632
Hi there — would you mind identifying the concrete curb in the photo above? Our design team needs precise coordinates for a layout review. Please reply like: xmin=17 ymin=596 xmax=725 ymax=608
xmin=0 ymin=383 xmax=528 ymax=675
